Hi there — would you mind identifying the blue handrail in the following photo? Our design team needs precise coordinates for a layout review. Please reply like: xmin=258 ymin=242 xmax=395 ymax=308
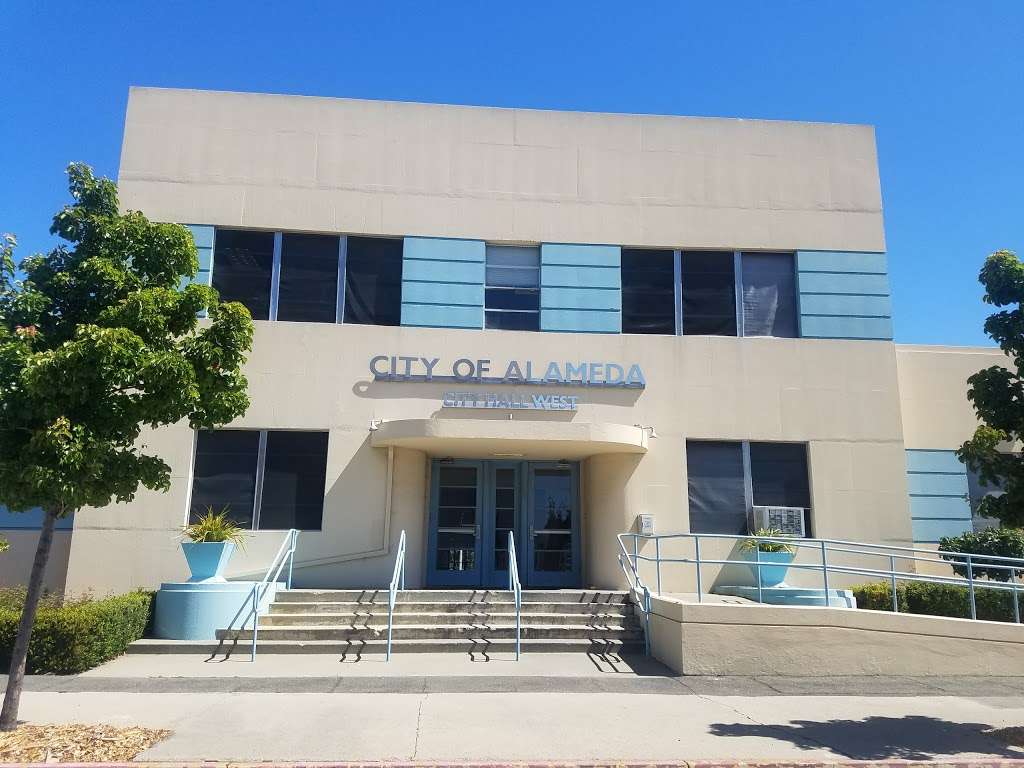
xmin=617 ymin=542 xmax=651 ymax=655
xmin=617 ymin=531 xmax=1024 ymax=625
xmin=386 ymin=530 xmax=406 ymax=661
xmin=508 ymin=531 xmax=522 ymax=660
xmin=247 ymin=528 xmax=299 ymax=662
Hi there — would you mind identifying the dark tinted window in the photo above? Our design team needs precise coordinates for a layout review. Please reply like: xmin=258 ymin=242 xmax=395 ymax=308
xmin=190 ymin=430 xmax=260 ymax=528
xmin=259 ymin=431 xmax=329 ymax=530
xmin=681 ymin=251 xmax=736 ymax=336
xmin=485 ymin=245 xmax=539 ymax=331
xmin=741 ymin=252 xmax=797 ymax=338
xmin=686 ymin=441 xmax=746 ymax=534
xmin=344 ymin=237 xmax=403 ymax=326
xmin=621 ymin=249 xmax=675 ymax=334
xmin=750 ymin=442 xmax=811 ymax=535
xmin=212 ymin=230 xmax=275 ymax=320
xmin=278 ymin=234 xmax=339 ymax=323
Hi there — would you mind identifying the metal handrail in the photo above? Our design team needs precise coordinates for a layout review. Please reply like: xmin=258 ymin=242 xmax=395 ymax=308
xmin=508 ymin=531 xmax=522 ymax=660
xmin=617 ymin=531 xmax=1023 ymax=625
xmin=386 ymin=530 xmax=407 ymax=661
xmin=247 ymin=528 xmax=300 ymax=661
xmin=617 ymin=538 xmax=652 ymax=655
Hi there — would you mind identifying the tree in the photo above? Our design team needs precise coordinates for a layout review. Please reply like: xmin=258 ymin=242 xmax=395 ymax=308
xmin=957 ymin=249 xmax=1024 ymax=529
xmin=0 ymin=164 xmax=253 ymax=729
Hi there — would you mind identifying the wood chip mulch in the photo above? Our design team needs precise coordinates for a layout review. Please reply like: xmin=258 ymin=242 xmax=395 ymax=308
xmin=0 ymin=723 xmax=170 ymax=763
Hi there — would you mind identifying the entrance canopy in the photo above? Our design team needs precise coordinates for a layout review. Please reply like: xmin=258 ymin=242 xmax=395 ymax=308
xmin=370 ymin=419 xmax=649 ymax=459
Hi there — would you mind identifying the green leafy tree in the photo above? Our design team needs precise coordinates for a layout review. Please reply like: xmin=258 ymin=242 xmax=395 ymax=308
xmin=957 ymin=249 xmax=1024 ymax=529
xmin=0 ymin=164 xmax=253 ymax=729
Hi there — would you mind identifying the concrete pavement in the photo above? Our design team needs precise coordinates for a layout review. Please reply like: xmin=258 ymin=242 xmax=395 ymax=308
xmin=12 ymin=653 xmax=1024 ymax=762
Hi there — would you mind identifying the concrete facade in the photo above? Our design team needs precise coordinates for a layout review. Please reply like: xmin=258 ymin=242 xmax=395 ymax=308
xmin=0 ymin=88 xmax=1010 ymax=600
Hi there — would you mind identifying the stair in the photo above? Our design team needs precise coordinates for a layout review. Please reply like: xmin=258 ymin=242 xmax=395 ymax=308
xmin=133 ymin=589 xmax=644 ymax=656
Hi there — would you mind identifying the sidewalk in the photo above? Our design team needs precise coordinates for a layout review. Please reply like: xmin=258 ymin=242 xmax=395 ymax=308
xmin=12 ymin=653 xmax=1024 ymax=763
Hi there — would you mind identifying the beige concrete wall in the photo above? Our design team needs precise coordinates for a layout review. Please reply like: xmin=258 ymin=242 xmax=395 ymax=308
xmin=0 ymin=531 xmax=72 ymax=595
xmin=51 ymin=319 xmax=913 ymax=594
xmin=649 ymin=595 xmax=1024 ymax=676
xmin=118 ymin=87 xmax=884 ymax=253
xmin=896 ymin=344 xmax=1008 ymax=449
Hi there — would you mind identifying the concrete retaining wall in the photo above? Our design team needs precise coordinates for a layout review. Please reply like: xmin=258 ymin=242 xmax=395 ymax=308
xmin=648 ymin=594 xmax=1024 ymax=676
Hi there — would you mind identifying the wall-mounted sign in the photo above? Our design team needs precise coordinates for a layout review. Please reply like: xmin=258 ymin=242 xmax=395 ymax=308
xmin=442 ymin=391 xmax=578 ymax=411
xmin=370 ymin=355 xmax=645 ymax=388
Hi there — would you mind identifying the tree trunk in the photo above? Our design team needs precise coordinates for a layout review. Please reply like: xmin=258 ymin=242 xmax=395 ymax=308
xmin=0 ymin=507 xmax=58 ymax=731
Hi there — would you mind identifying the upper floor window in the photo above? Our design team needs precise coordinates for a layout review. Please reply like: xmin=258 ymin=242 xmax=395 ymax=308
xmin=740 ymin=252 xmax=797 ymax=338
xmin=686 ymin=440 xmax=811 ymax=536
xmin=343 ymin=236 xmax=403 ymax=326
xmin=278 ymin=233 xmax=340 ymax=323
xmin=212 ymin=230 xmax=275 ymax=321
xmin=681 ymin=251 xmax=737 ymax=336
xmin=190 ymin=429 xmax=328 ymax=531
xmin=485 ymin=245 xmax=540 ymax=331
xmin=621 ymin=249 xmax=676 ymax=334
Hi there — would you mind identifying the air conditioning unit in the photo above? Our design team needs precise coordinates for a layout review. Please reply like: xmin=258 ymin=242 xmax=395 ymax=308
xmin=748 ymin=506 xmax=806 ymax=537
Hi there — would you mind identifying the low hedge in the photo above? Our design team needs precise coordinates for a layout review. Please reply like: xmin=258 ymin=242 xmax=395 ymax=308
xmin=0 ymin=591 xmax=154 ymax=674
xmin=853 ymin=581 xmax=1023 ymax=623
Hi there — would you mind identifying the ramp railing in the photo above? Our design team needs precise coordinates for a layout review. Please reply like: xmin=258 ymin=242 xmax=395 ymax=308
xmin=245 ymin=528 xmax=300 ymax=662
xmin=618 ymin=531 xmax=1024 ymax=628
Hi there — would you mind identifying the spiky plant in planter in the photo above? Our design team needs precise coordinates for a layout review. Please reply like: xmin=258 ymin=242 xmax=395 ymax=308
xmin=180 ymin=507 xmax=246 ymax=582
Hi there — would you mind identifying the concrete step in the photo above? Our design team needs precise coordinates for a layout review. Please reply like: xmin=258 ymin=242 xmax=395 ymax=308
xmin=274 ymin=589 xmax=630 ymax=605
xmin=258 ymin=611 xmax=641 ymax=628
xmin=267 ymin=601 xmax=635 ymax=616
xmin=128 ymin=637 xmax=644 ymax=655
xmin=217 ymin=624 xmax=643 ymax=642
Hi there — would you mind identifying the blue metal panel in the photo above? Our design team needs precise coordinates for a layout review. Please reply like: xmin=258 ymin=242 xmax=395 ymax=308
xmin=402 ymin=281 xmax=485 ymax=306
xmin=798 ymin=294 xmax=892 ymax=318
xmin=909 ymin=495 xmax=974 ymax=520
xmin=906 ymin=449 xmax=968 ymax=474
xmin=796 ymin=251 xmax=888 ymax=274
xmin=541 ymin=244 xmax=621 ymax=267
xmin=799 ymin=315 xmax=893 ymax=340
xmin=540 ymin=286 xmax=620 ymax=311
xmin=797 ymin=272 xmax=891 ymax=295
xmin=912 ymin=518 xmax=973 ymax=543
xmin=401 ymin=303 xmax=483 ymax=329
xmin=906 ymin=472 xmax=969 ymax=496
xmin=0 ymin=506 xmax=74 ymax=530
xmin=186 ymin=224 xmax=216 ymax=249
xmin=540 ymin=308 xmax=621 ymax=333
xmin=402 ymin=259 xmax=485 ymax=284
xmin=404 ymin=237 xmax=485 ymax=263
xmin=185 ymin=225 xmax=215 ymax=287
xmin=541 ymin=265 xmax=620 ymax=289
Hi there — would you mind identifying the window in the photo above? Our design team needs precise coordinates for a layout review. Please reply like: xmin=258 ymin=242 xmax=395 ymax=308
xmin=189 ymin=430 xmax=328 ymax=530
xmin=686 ymin=440 xmax=811 ymax=536
xmin=681 ymin=251 xmax=736 ymax=336
xmin=343 ymin=236 xmax=403 ymax=326
xmin=278 ymin=233 xmax=340 ymax=323
xmin=740 ymin=252 xmax=797 ymax=338
xmin=212 ymin=230 xmax=275 ymax=320
xmin=621 ymin=249 xmax=676 ymax=334
xmin=966 ymin=463 xmax=1004 ymax=532
xmin=485 ymin=245 xmax=540 ymax=331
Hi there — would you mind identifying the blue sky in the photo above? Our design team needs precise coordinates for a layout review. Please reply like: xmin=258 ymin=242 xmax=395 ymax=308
xmin=3 ymin=1 xmax=1021 ymax=346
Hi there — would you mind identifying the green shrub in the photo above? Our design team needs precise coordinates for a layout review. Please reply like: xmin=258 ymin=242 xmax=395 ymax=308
xmin=938 ymin=528 xmax=1024 ymax=581
xmin=853 ymin=581 xmax=1023 ymax=623
xmin=0 ymin=591 xmax=153 ymax=674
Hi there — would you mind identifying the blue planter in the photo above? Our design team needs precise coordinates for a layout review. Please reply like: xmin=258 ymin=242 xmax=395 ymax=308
xmin=744 ymin=549 xmax=795 ymax=588
xmin=181 ymin=541 xmax=235 ymax=583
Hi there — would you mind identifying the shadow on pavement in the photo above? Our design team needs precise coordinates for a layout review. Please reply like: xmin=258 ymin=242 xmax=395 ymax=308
xmin=709 ymin=715 xmax=1024 ymax=760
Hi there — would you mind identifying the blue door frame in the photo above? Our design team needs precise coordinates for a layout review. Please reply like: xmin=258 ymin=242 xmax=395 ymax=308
xmin=426 ymin=459 xmax=581 ymax=589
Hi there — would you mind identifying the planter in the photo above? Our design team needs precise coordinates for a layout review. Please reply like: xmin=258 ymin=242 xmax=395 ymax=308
xmin=744 ymin=549 xmax=795 ymax=588
xmin=181 ymin=541 xmax=235 ymax=583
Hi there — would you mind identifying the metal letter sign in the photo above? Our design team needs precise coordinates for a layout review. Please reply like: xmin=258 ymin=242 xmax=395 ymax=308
xmin=368 ymin=355 xmax=646 ymax=389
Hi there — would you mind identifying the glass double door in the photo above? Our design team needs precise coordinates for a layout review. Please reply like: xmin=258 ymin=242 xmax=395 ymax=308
xmin=427 ymin=460 xmax=581 ymax=588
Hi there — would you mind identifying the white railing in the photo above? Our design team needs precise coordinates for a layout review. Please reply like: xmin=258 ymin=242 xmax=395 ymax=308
xmin=617 ymin=531 xmax=1024 ymax=628
xmin=386 ymin=530 xmax=407 ymax=661
xmin=508 ymin=531 xmax=522 ymax=660
xmin=246 ymin=528 xmax=300 ymax=662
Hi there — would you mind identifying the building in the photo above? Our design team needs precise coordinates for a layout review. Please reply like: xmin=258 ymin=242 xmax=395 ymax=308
xmin=6 ymin=87 xmax=1007 ymax=596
